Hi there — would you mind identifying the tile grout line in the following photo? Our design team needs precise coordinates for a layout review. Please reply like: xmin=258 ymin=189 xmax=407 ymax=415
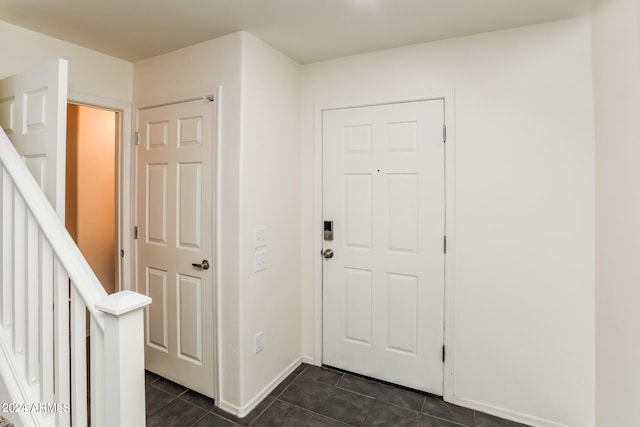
xmin=189 ymin=410 xmax=210 ymax=427
xmin=245 ymin=397 xmax=276 ymax=426
xmin=146 ymin=365 xmax=523 ymax=427
xmin=422 ymin=412 xmax=473 ymax=427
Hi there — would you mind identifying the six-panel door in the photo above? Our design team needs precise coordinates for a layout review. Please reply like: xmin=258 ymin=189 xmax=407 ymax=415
xmin=322 ymin=100 xmax=445 ymax=394
xmin=0 ymin=59 xmax=68 ymax=218
xmin=137 ymin=99 xmax=215 ymax=398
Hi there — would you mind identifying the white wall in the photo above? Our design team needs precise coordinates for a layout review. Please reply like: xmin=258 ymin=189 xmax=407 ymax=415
xmin=299 ymin=18 xmax=595 ymax=427
xmin=239 ymin=32 xmax=301 ymax=411
xmin=591 ymin=0 xmax=640 ymax=425
xmin=133 ymin=31 xmax=301 ymax=415
xmin=2 ymin=21 xmax=302 ymax=416
xmin=0 ymin=24 xmax=134 ymax=289
xmin=0 ymin=21 xmax=132 ymax=103
xmin=2 ymin=14 xmax=603 ymax=426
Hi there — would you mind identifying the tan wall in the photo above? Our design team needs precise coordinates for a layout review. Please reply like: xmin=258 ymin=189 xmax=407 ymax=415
xmin=65 ymin=105 xmax=79 ymax=241
xmin=66 ymin=104 xmax=117 ymax=294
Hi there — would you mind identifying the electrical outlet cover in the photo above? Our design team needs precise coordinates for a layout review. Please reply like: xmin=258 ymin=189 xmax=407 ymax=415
xmin=255 ymin=332 xmax=263 ymax=353
xmin=255 ymin=251 xmax=267 ymax=272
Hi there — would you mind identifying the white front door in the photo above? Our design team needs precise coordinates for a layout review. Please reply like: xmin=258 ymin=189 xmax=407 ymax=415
xmin=322 ymin=100 xmax=445 ymax=394
xmin=137 ymin=98 xmax=215 ymax=397
xmin=0 ymin=59 xmax=69 ymax=218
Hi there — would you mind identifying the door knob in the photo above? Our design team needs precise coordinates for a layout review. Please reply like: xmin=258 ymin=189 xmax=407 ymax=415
xmin=192 ymin=260 xmax=210 ymax=270
xmin=322 ymin=249 xmax=334 ymax=259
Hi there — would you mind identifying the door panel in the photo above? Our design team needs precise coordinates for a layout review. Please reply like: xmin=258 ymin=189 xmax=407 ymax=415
xmin=322 ymin=100 xmax=445 ymax=394
xmin=345 ymin=174 xmax=372 ymax=248
xmin=0 ymin=59 xmax=68 ymax=217
xmin=146 ymin=164 xmax=168 ymax=244
xmin=138 ymin=98 xmax=215 ymax=397
xmin=177 ymin=162 xmax=202 ymax=249
xmin=386 ymin=273 xmax=418 ymax=354
xmin=177 ymin=274 xmax=202 ymax=363
xmin=345 ymin=267 xmax=372 ymax=344
xmin=147 ymin=267 xmax=168 ymax=351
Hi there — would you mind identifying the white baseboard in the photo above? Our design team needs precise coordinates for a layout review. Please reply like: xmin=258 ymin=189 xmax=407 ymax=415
xmin=216 ymin=398 xmax=241 ymax=419
xmin=301 ymin=355 xmax=318 ymax=366
xmin=453 ymin=397 xmax=571 ymax=427
xmin=220 ymin=357 xmax=303 ymax=419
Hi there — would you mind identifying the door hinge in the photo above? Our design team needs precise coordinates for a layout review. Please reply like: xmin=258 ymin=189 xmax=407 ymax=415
xmin=120 ymin=249 xmax=124 ymax=258
xmin=443 ymin=124 xmax=447 ymax=143
xmin=134 ymin=131 xmax=140 ymax=146
xmin=442 ymin=345 xmax=446 ymax=363
xmin=134 ymin=225 xmax=138 ymax=240
xmin=443 ymin=235 xmax=447 ymax=254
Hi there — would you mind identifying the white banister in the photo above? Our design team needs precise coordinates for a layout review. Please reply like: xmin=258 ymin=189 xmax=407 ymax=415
xmin=70 ymin=287 xmax=87 ymax=427
xmin=0 ymin=124 xmax=151 ymax=426
xmin=95 ymin=291 xmax=151 ymax=427
xmin=90 ymin=317 xmax=104 ymax=427
xmin=52 ymin=263 xmax=70 ymax=427
xmin=0 ymin=128 xmax=108 ymax=324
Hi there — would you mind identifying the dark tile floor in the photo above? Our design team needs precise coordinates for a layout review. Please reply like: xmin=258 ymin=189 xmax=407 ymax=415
xmin=145 ymin=364 xmax=529 ymax=427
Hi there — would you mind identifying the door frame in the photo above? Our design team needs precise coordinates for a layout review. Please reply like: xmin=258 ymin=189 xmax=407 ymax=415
xmin=133 ymin=88 xmax=221 ymax=402
xmin=68 ymin=91 xmax=132 ymax=293
xmin=312 ymin=91 xmax=456 ymax=401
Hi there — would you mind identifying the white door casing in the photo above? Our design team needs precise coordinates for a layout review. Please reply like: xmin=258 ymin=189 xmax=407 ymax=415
xmin=67 ymin=91 xmax=133 ymax=293
xmin=137 ymin=98 xmax=215 ymax=397
xmin=0 ymin=59 xmax=69 ymax=218
xmin=322 ymin=99 xmax=445 ymax=394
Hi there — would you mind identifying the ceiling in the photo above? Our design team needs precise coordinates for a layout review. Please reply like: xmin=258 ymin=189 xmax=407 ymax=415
xmin=0 ymin=0 xmax=591 ymax=64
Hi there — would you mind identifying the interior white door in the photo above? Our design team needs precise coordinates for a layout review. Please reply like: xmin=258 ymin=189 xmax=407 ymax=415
xmin=0 ymin=59 xmax=69 ymax=218
xmin=137 ymin=98 xmax=215 ymax=397
xmin=322 ymin=100 xmax=445 ymax=394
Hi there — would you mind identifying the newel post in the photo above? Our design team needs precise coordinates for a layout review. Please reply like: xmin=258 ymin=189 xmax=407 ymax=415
xmin=95 ymin=290 xmax=152 ymax=427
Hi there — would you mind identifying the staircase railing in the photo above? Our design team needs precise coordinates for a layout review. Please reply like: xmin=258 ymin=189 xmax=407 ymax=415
xmin=0 ymin=128 xmax=150 ymax=426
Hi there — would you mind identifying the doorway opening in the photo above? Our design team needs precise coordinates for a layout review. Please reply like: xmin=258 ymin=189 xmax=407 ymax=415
xmin=65 ymin=103 xmax=120 ymax=294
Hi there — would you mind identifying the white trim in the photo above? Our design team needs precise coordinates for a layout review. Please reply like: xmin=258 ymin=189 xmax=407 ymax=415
xmin=213 ymin=85 xmax=223 ymax=406
xmin=67 ymin=91 xmax=133 ymax=292
xmin=454 ymin=397 xmax=571 ymax=427
xmin=442 ymin=90 xmax=456 ymax=403
xmin=216 ymin=399 xmax=242 ymax=420
xmin=312 ymin=90 xmax=456 ymax=400
xmin=219 ymin=357 xmax=303 ymax=418
xmin=301 ymin=355 xmax=320 ymax=366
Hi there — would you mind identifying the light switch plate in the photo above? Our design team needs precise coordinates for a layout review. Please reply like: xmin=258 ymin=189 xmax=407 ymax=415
xmin=255 ymin=227 xmax=267 ymax=248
